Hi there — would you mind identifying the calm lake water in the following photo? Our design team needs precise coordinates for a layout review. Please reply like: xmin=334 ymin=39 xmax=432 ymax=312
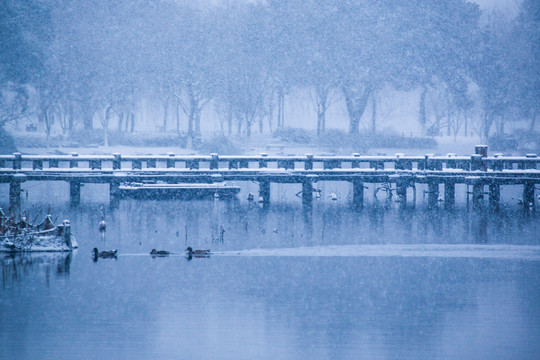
xmin=1 ymin=181 xmax=539 ymax=359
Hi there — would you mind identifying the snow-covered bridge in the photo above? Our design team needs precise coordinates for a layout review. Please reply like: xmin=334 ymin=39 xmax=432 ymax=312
xmin=1 ymin=148 xmax=539 ymax=210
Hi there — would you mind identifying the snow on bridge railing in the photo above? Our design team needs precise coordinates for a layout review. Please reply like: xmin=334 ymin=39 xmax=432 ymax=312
xmin=0 ymin=149 xmax=538 ymax=172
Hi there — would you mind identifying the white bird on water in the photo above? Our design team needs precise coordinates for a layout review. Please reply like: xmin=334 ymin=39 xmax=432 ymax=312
xmin=329 ymin=193 xmax=338 ymax=201
xmin=98 ymin=207 xmax=106 ymax=233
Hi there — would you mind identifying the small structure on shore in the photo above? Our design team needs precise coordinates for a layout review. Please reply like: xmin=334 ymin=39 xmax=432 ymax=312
xmin=0 ymin=210 xmax=77 ymax=252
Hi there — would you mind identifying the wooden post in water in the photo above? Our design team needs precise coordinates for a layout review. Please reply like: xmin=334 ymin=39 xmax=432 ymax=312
xmin=472 ymin=183 xmax=484 ymax=209
xmin=489 ymin=183 xmax=500 ymax=210
xmin=396 ymin=177 xmax=407 ymax=205
xmin=523 ymin=182 xmax=535 ymax=209
xmin=9 ymin=174 xmax=25 ymax=211
xmin=444 ymin=181 xmax=455 ymax=208
xmin=427 ymin=181 xmax=439 ymax=207
xmin=110 ymin=181 xmax=120 ymax=201
xmin=302 ymin=178 xmax=313 ymax=207
xmin=70 ymin=181 xmax=81 ymax=205
xmin=259 ymin=179 xmax=270 ymax=206
xmin=352 ymin=178 xmax=364 ymax=208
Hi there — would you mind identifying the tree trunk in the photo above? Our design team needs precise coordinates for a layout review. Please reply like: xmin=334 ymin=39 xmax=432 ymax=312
xmin=482 ymin=111 xmax=493 ymax=144
xmin=227 ymin=111 xmax=233 ymax=136
xmin=343 ymin=84 xmax=371 ymax=135
xmin=464 ymin=109 xmax=468 ymax=137
xmin=529 ymin=109 xmax=537 ymax=132
xmin=176 ymin=102 xmax=181 ymax=134
xmin=419 ymin=86 xmax=427 ymax=135
xmin=447 ymin=110 xmax=451 ymax=136
xmin=129 ymin=112 xmax=135 ymax=132
xmin=371 ymin=93 xmax=377 ymax=135
xmin=68 ymin=103 xmax=74 ymax=132
xmin=117 ymin=112 xmax=124 ymax=131
xmin=162 ymin=98 xmax=168 ymax=132
xmin=277 ymin=87 xmax=284 ymax=128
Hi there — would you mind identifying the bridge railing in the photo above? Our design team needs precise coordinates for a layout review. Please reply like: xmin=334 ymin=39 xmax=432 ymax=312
xmin=0 ymin=152 xmax=538 ymax=172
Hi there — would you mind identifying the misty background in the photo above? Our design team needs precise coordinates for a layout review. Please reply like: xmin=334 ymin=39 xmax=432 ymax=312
xmin=0 ymin=0 xmax=538 ymax=153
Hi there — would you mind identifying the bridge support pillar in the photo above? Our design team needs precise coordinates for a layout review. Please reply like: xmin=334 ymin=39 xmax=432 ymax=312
xmin=259 ymin=180 xmax=270 ymax=207
xmin=523 ymin=182 xmax=535 ymax=209
xmin=9 ymin=174 xmax=26 ymax=212
xmin=70 ymin=181 xmax=81 ymax=205
xmin=489 ymin=183 xmax=500 ymax=210
xmin=472 ymin=184 xmax=484 ymax=209
xmin=428 ymin=181 xmax=439 ymax=207
xmin=396 ymin=179 xmax=407 ymax=206
xmin=302 ymin=179 xmax=313 ymax=207
xmin=352 ymin=178 xmax=364 ymax=208
xmin=110 ymin=182 xmax=120 ymax=200
xmin=444 ymin=181 xmax=455 ymax=208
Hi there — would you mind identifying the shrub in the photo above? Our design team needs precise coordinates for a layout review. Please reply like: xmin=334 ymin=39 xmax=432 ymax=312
xmin=488 ymin=134 xmax=518 ymax=151
xmin=272 ymin=127 xmax=314 ymax=144
xmin=199 ymin=135 xmax=241 ymax=155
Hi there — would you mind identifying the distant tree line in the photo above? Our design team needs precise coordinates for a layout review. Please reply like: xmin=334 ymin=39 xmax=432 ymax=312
xmin=0 ymin=0 xmax=538 ymax=145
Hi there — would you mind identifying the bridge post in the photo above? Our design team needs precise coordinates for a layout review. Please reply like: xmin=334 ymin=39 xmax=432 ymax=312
xmin=13 ymin=152 xmax=22 ymax=170
xmin=444 ymin=181 xmax=455 ymax=208
xmin=525 ymin=154 xmax=537 ymax=170
xmin=427 ymin=181 xmax=439 ymax=207
xmin=71 ymin=153 xmax=79 ymax=168
xmin=352 ymin=153 xmax=360 ymax=168
xmin=352 ymin=178 xmax=364 ymax=208
xmin=166 ymin=153 xmax=175 ymax=168
xmin=302 ymin=178 xmax=313 ymax=207
xmin=210 ymin=153 xmax=219 ymax=170
xmin=471 ymin=154 xmax=485 ymax=171
xmin=113 ymin=153 xmax=122 ymax=170
xmin=259 ymin=153 xmax=268 ymax=168
xmin=523 ymin=182 xmax=535 ymax=209
xmin=475 ymin=145 xmax=488 ymax=157
xmin=259 ymin=179 xmax=270 ymax=206
xmin=9 ymin=174 xmax=25 ymax=211
xmin=472 ymin=183 xmax=484 ymax=209
xmin=70 ymin=181 xmax=81 ymax=205
xmin=304 ymin=154 xmax=313 ymax=170
xmin=489 ymin=183 xmax=500 ymax=210
xmin=33 ymin=159 xmax=43 ymax=170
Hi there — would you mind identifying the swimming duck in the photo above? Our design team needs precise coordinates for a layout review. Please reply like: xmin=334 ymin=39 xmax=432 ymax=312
xmin=150 ymin=249 xmax=170 ymax=256
xmin=185 ymin=247 xmax=210 ymax=256
xmin=247 ymin=193 xmax=255 ymax=201
xmin=92 ymin=247 xmax=117 ymax=261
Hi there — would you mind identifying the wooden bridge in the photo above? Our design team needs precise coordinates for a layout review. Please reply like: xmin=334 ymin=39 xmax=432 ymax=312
xmin=1 ymin=146 xmax=539 ymax=210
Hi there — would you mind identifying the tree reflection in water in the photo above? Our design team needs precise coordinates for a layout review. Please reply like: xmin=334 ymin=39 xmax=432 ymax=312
xmin=1 ymin=252 xmax=72 ymax=288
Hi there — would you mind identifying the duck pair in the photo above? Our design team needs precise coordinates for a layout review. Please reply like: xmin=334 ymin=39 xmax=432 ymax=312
xmin=149 ymin=248 xmax=210 ymax=256
xmin=92 ymin=248 xmax=117 ymax=261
